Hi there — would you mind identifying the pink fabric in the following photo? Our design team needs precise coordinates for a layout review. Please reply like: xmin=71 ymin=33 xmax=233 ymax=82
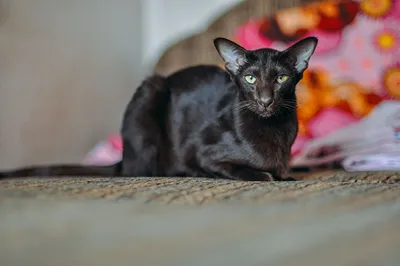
xmin=83 ymin=134 xmax=122 ymax=166
xmin=234 ymin=0 xmax=400 ymax=165
xmin=307 ymin=108 xmax=358 ymax=138
xmin=84 ymin=0 xmax=400 ymax=168
xmin=107 ymin=134 xmax=123 ymax=151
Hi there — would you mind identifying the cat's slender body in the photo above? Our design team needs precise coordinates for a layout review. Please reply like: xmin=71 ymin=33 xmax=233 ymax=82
xmin=0 ymin=37 xmax=318 ymax=181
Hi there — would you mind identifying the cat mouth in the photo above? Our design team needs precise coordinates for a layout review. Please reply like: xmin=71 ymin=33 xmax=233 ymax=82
xmin=237 ymin=100 xmax=275 ymax=117
xmin=257 ymin=104 xmax=269 ymax=113
xmin=250 ymin=104 xmax=274 ymax=117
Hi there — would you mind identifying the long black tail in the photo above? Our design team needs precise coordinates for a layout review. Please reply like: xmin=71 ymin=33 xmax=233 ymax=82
xmin=0 ymin=162 xmax=122 ymax=179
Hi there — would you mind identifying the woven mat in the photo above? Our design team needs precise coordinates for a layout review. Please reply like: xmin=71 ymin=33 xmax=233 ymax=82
xmin=0 ymin=170 xmax=398 ymax=204
xmin=1 ymin=170 xmax=399 ymax=266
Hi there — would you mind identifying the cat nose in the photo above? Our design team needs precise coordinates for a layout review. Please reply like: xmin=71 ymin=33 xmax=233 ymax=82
xmin=260 ymin=97 xmax=273 ymax=107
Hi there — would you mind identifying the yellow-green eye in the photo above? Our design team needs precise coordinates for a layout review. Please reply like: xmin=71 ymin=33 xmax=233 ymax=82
xmin=276 ymin=75 xmax=289 ymax=84
xmin=244 ymin=75 xmax=256 ymax=84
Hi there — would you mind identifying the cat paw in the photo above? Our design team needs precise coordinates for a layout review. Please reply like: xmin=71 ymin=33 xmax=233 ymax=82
xmin=277 ymin=176 xmax=297 ymax=181
xmin=234 ymin=171 xmax=275 ymax=181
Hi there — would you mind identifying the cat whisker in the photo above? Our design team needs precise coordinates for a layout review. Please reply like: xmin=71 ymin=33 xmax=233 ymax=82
xmin=282 ymin=99 xmax=297 ymax=105
xmin=280 ymin=103 xmax=296 ymax=110
xmin=235 ymin=101 xmax=253 ymax=112
xmin=280 ymin=101 xmax=297 ymax=109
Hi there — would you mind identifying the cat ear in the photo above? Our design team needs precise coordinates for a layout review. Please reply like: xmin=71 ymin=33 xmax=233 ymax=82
xmin=214 ymin=38 xmax=248 ymax=74
xmin=283 ymin=37 xmax=318 ymax=73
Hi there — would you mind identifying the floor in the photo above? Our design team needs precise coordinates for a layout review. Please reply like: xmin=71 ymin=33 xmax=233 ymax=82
xmin=1 ymin=170 xmax=399 ymax=266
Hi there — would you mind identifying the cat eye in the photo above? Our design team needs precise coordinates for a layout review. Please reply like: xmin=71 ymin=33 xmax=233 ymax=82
xmin=244 ymin=75 xmax=256 ymax=84
xmin=276 ymin=75 xmax=289 ymax=84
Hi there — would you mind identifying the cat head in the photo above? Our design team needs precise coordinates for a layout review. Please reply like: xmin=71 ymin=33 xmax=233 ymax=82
xmin=214 ymin=36 xmax=318 ymax=118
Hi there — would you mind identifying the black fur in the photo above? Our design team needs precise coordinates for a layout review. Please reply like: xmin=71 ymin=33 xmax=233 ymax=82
xmin=0 ymin=37 xmax=318 ymax=181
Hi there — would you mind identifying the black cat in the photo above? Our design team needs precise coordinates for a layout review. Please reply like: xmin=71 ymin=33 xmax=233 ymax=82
xmin=0 ymin=36 xmax=318 ymax=181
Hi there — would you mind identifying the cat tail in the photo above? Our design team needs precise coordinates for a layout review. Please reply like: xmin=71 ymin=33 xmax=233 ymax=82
xmin=0 ymin=162 xmax=122 ymax=179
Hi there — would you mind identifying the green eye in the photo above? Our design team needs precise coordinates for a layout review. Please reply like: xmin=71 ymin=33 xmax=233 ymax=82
xmin=244 ymin=75 xmax=256 ymax=84
xmin=276 ymin=75 xmax=289 ymax=84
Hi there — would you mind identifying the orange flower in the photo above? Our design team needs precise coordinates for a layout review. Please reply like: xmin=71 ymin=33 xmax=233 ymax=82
xmin=333 ymin=82 xmax=380 ymax=117
xmin=360 ymin=0 xmax=392 ymax=18
xmin=300 ymin=69 xmax=339 ymax=107
xmin=298 ymin=120 xmax=309 ymax=136
xmin=275 ymin=7 xmax=320 ymax=36
xmin=383 ymin=66 xmax=400 ymax=99
xmin=374 ymin=28 xmax=399 ymax=53
xmin=296 ymin=84 xmax=320 ymax=122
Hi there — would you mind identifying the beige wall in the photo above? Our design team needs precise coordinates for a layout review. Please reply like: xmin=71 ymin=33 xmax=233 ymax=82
xmin=0 ymin=0 xmax=143 ymax=168
xmin=141 ymin=0 xmax=242 ymax=64
xmin=0 ymin=0 xmax=240 ymax=169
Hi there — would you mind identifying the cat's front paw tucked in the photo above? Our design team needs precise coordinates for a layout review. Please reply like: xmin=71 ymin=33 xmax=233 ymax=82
xmin=277 ymin=176 xmax=297 ymax=181
xmin=257 ymin=173 xmax=297 ymax=181
xmin=245 ymin=171 xmax=275 ymax=181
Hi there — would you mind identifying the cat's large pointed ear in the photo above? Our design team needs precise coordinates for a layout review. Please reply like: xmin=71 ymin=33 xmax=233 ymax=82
xmin=214 ymin=38 xmax=248 ymax=74
xmin=283 ymin=37 xmax=318 ymax=73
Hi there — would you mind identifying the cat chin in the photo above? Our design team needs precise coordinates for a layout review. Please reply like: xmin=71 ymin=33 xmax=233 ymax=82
xmin=247 ymin=105 xmax=275 ymax=118
xmin=257 ymin=111 xmax=274 ymax=118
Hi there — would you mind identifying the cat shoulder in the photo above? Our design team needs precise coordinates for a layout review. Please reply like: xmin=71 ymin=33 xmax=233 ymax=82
xmin=168 ymin=64 xmax=227 ymax=79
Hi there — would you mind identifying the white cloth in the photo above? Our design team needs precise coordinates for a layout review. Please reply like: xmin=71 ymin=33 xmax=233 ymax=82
xmin=342 ymin=153 xmax=400 ymax=172
xmin=290 ymin=101 xmax=400 ymax=169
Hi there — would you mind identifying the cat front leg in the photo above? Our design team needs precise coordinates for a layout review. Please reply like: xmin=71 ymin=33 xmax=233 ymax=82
xmin=203 ymin=162 xmax=276 ymax=181
xmin=272 ymin=164 xmax=297 ymax=181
